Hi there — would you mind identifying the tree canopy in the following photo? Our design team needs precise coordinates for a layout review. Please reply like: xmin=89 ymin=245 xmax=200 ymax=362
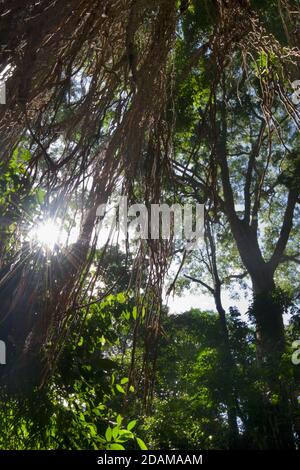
xmin=0 ymin=0 xmax=300 ymax=451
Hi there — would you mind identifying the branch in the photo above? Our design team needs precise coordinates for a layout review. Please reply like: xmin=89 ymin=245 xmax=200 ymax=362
xmin=223 ymin=271 xmax=248 ymax=282
xmin=184 ymin=274 xmax=215 ymax=295
xmin=217 ymin=93 xmax=238 ymax=224
xmin=268 ymin=188 xmax=298 ymax=272
xmin=244 ymin=121 xmax=265 ymax=225
xmin=279 ymin=253 xmax=300 ymax=265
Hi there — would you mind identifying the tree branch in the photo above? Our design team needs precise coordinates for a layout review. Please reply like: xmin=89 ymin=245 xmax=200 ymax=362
xmin=184 ymin=274 xmax=215 ymax=294
xmin=268 ymin=188 xmax=299 ymax=272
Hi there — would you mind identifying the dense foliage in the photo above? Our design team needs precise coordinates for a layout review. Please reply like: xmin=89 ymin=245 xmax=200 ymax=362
xmin=0 ymin=0 xmax=300 ymax=450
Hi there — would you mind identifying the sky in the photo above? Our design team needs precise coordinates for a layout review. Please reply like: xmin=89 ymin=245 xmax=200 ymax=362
xmin=167 ymin=289 xmax=250 ymax=317
xmin=167 ymin=284 xmax=293 ymax=326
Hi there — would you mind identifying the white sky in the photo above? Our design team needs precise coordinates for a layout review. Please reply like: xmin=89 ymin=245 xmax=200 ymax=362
xmin=167 ymin=287 xmax=292 ymax=326
xmin=167 ymin=289 xmax=250 ymax=317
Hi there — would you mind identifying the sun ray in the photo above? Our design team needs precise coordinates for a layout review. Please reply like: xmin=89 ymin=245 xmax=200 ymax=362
xmin=29 ymin=220 xmax=62 ymax=251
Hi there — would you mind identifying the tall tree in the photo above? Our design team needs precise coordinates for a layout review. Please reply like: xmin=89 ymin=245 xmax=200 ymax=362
xmin=173 ymin=0 xmax=300 ymax=448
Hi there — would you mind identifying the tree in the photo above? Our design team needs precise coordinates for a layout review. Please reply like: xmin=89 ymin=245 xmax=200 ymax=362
xmin=172 ymin=0 xmax=300 ymax=448
xmin=0 ymin=0 xmax=299 ymax=450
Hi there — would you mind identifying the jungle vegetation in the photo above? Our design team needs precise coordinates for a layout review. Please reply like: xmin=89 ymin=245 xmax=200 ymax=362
xmin=0 ymin=0 xmax=300 ymax=450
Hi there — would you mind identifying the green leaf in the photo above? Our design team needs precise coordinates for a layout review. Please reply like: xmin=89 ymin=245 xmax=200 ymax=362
xmin=116 ymin=414 xmax=122 ymax=426
xmin=120 ymin=377 xmax=129 ymax=385
xmin=123 ymin=310 xmax=130 ymax=320
xmin=112 ymin=427 xmax=119 ymax=439
xmin=127 ymin=420 xmax=137 ymax=431
xmin=136 ymin=437 xmax=147 ymax=450
xmin=118 ymin=430 xmax=133 ymax=438
xmin=116 ymin=292 xmax=126 ymax=303
xmin=110 ymin=444 xmax=125 ymax=450
xmin=116 ymin=384 xmax=126 ymax=394
xmin=98 ymin=335 xmax=106 ymax=345
xmin=132 ymin=306 xmax=137 ymax=320
xmin=105 ymin=427 xmax=112 ymax=442
xmin=87 ymin=423 xmax=97 ymax=437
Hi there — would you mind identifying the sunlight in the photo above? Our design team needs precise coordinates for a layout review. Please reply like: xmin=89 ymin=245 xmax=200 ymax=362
xmin=30 ymin=220 xmax=61 ymax=250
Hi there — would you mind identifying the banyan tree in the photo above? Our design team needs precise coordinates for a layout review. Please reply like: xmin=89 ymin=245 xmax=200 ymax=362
xmin=0 ymin=0 xmax=300 ymax=449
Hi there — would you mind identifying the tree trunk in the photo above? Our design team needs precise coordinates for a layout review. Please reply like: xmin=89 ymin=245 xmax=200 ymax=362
xmin=204 ymin=221 xmax=240 ymax=448
xmin=216 ymin=296 xmax=240 ymax=448
xmin=223 ymin=221 xmax=295 ymax=448
xmin=222 ymin=220 xmax=295 ymax=448
xmin=249 ymin=271 xmax=295 ymax=449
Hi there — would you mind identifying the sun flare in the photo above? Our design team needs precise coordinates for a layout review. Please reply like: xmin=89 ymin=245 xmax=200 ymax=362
xmin=30 ymin=220 xmax=61 ymax=250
